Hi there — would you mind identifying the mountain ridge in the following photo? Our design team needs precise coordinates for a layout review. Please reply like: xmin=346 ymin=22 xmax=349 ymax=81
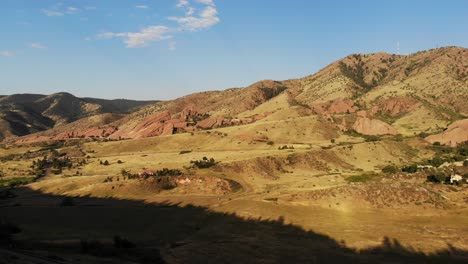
xmin=3 ymin=46 xmax=467 ymax=145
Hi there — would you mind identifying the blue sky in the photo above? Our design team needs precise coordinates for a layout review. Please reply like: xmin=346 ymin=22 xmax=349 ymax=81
xmin=0 ymin=0 xmax=467 ymax=100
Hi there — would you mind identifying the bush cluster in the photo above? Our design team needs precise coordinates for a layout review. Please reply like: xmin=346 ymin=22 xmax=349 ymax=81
xmin=190 ymin=157 xmax=217 ymax=169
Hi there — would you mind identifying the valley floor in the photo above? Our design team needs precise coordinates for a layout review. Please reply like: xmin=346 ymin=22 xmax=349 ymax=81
xmin=1 ymin=123 xmax=467 ymax=263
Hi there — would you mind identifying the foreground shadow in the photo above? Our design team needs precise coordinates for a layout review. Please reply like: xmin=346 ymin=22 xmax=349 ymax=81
xmin=1 ymin=187 xmax=467 ymax=263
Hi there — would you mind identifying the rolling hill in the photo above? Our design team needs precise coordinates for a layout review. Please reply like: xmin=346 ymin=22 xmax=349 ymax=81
xmin=0 ymin=92 xmax=156 ymax=140
xmin=3 ymin=46 xmax=468 ymax=146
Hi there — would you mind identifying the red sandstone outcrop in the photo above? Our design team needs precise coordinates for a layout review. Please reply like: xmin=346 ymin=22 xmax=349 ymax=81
xmin=371 ymin=96 xmax=420 ymax=116
xmin=352 ymin=117 xmax=398 ymax=135
xmin=312 ymin=99 xmax=358 ymax=115
xmin=109 ymin=111 xmax=172 ymax=139
xmin=425 ymin=119 xmax=468 ymax=147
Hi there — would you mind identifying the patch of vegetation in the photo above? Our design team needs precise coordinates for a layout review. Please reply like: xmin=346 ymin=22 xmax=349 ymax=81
xmin=100 ymin=160 xmax=110 ymax=166
xmin=344 ymin=129 xmax=381 ymax=142
xmin=373 ymin=113 xmax=399 ymax=125
xmin=289 ymin=99 xmax=311 ymax=108
xmin=259 ymin=85 xmax=287 ymax=101
xmin=0 ymin=177 xmax=34 ymax=188
xmin=404 ymin=58 xmax=431 ymax=76
xmin=426 ymin=171 xmax=449 ymax=184
xmin=346 ymin=174 xmax=374 ymax=183
xmin=382 ymin=165 xmax=398 ymax=174
xmin=402 ymin=164 xmax=418 ymax=173
xmin=154 ymin=168 xmax=182 ymax=177
xmin=30 ymin=155 xmax=73 ymax=179
xmin=190 ymin=157 xmax=217 ymax=169
xmin=179 ymin=150 xmax=192 ymax=154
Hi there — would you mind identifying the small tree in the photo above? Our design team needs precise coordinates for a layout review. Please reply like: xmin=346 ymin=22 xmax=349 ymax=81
xmin=402 ymin=164 xmax=418 ymax=173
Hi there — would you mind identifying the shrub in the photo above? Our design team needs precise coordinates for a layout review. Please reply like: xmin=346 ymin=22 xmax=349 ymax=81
xmin=463 ymin=160 xmax=468 ymax=167
xmin=428 ymin=156 xmax=445 ymax=167
xmin=427 ymin=171 xmax=449 ymax=183
xmin=103 ymin=160 xmax=110 ymax=166
xmin=190 ymin=157 xmax=217 ymax=169
xmin=402 ymin=164 xmax=418 ymax=173
xmin=179 ymin=150 xmax=192 ymax=155
xmin=365 ymin=135 xmax=380 ymax=142
xmin=382 ymin=165 xmax=398 ymax=174
xmin=266 ymin=141 xmax=274 ymax=145
xmin=155 ymin=168 xmax=182 ymax=177
xmin=117 ymin=160 xmax=123 ymax=164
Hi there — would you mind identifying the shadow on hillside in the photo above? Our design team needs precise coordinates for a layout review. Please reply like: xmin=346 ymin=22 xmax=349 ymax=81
xmin=0 ymin=187 xmax=467 ymax=263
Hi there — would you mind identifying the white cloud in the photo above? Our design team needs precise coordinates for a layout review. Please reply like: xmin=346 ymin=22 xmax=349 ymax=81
xmin=169 ymin=5 xmax=220 ymax=31
xmin=85 ymin=6 xmax=97 ymax=10
xmin=136 ymin=5 xmax=149 ymax=9
xmin=97 ymin=26 xmax=173 ymax=48
xmin=30 ymin=43 xmax=46 ymax=49
xmin=0 ymin=51 xmax=14 ymax=57
xmin=177 ymin=0 xmax=189 ymax=8
xmin=195 ymin=0 xmax=214 ymax=6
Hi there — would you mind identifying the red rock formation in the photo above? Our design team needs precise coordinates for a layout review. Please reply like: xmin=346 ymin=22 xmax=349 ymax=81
xmin=196 ymin=117 xmax=218 ymax=129
xmin=109 ymin=111 xmax=172 ymax=139
xmin=352 ymin=117 xmax=398 ymax=135
xmin=371 ymin=96 xmax=421 ymax=116
xmin=327 ymin=100 xmax=358 ymax=114
xmin=425 ymin=119 xmax=468 ymax=147
xmin=312 ymin=99 xmax=358 ymax=115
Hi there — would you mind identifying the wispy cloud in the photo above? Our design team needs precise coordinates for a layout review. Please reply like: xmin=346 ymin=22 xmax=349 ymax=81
xmin=97 ymin=0 xmax=220 ymax=49
xmin=41 ymin=9 xmax=64 ymax=16
xmin=136 ymin=5 xmax=149 ymax=9
xmin=30 ymin=43 xmax=46 ymax=49
xmin=41 ymin=5 xmax=80 ymax=17
xmin=0 ymin=51 xmax=14 ymax=57
xmin=97 ymin=26 xmax=173 ymax=48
